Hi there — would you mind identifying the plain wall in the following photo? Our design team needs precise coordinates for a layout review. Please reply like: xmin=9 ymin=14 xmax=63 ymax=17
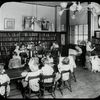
xmin=0 ymin=2 xmax=61 ymax=31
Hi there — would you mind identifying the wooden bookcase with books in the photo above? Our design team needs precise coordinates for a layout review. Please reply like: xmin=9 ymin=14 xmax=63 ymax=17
xmin=0 ymin=31 xmax=62 ymax=63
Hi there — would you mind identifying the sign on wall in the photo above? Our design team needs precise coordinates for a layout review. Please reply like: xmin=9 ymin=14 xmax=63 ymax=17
xmin=61 ymin=34 xmax=65 ymax=45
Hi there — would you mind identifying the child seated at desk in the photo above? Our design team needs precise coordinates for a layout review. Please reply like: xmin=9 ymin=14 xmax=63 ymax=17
xmin=46 ymin=52 xmax=54 ymax=64
xmin=21 ymin=59 xmax=41 ymax=97
xmin=41 ymin=58 xmax=54 ymax=83
xmin=54 ymin=57 xmax=72 ymax=88
xmin=0 ymin=63 xmax=10 ymax=97
xmin=20 ymin=44 xmax=28 ymax=64
xmin=28 ymin=53 xmax=39 ymax=72
xmin=68 ymin=54 xmax=77 ymax=72
xmin=58 ymin=57 xmax=72 ymax=81
xmin=90 ymin=55 xmax=100 ymax=72
xmin=8 ymin=52 xmax=24 ymax=69
xmin=20 ymin=54 xmax=40 ymax=95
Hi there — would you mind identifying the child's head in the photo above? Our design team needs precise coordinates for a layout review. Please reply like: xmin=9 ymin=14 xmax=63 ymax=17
xmin=33 ymin=57 xmax=39 ymax=65
xmin=87 ymin=41 xmax=91 ymax=45
xmin=0 ymin=63 xmax=4 ymax=74
xmin=62 ymin=57 xmax=69 ymax=65
xmin=44 ymin=58 xmax=49 ymax=65
xmin=46 ymin=52 xmax=51 ymax=57
xmin=16 ymin=45 xmax=19 ymax=49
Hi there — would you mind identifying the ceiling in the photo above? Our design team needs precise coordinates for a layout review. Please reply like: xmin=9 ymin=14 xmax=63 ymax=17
xmin=0 ymin=1 xmax=69 ymax=7
xmin=21 ymin=1 xmax=64 ymax=7
xmin=1 ymin=1 xmax=96 ymax=8
xmin=20 ymin=1 xmax=87 ymax=7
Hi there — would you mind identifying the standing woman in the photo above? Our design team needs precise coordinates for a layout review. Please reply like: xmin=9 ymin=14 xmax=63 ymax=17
xmin=86 ymin=41 xmax=95 ymax=56
xmin=20 ymin=43 xmax=28 ymax=64
xmin=85 ymin=41 xmax=95 ymax=70
xmin=50 ymin=41 xmax=60 ymax=72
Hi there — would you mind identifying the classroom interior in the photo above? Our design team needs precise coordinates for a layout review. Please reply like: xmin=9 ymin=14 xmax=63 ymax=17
xmin=0 ymin=1 xmax=100 ymax=99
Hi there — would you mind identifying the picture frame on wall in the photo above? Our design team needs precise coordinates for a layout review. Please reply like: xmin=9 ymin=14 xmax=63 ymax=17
xmin=98 ymin=15 xmax=100 ymax=28
xmin=41 ymin=20 xmax=49 ymax=30
xmin=22 ymin=16 xmax=32 ymax=30
xmin=4 ymin=18 xmax=15 ymax=29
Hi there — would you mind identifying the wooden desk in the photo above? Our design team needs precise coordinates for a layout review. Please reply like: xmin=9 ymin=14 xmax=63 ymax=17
xmin=5 ymin=67 xmax=30 ymax=81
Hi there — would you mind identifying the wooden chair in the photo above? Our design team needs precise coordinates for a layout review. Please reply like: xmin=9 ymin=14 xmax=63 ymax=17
xmin=71 ymin=71 xmax=77 ymax=82
xmin=0 ymin=82 xmax=8 ymax=98
xmin=24 ymin=75 xmax=41 ymax=98
xmin=59 ymin=70 xmax=72 ymax=95
xmin=40 ymin=73 xmax=56 ymax=98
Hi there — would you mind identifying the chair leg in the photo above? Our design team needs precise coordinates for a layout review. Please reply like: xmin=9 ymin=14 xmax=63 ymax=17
xmin=55 ymin=81 xmax=63 ymax=96
xmin=51 ymin=86 xmax=56 ymax=98
xmin=72 ymin=72 xmax=77 ymax=82
xmin=51 ymin=92 xmax=56 ymax=98
xmin=67 ymin=80 xmax=72 ymax=92
xmin=29 ymin=88 xmax=31 ymax=96
xmin=58 ymin=87 xmax=63 ymax=95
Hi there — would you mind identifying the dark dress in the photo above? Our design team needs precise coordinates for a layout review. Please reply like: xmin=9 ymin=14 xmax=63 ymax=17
xmin=51 ymin=48 xmax=59 ymax=72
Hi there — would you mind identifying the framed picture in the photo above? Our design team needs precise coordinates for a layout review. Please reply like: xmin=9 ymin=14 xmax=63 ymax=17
xmin=4 ymin=18 xmax=15 ymax=29
xmin=41 ymin=21 xmax=49 ymax=30
xmin=22 ymin=16 xmax=32 ymax=30
xmin=98 ymin=15 xmax=100 ymax=28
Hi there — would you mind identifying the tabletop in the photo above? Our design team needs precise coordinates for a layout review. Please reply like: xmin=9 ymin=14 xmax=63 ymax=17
xmin=5 ymin=67 xmax=30 ymax=81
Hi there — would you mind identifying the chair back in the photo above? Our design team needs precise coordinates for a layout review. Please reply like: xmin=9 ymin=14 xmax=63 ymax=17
xmin=40 ymin=73 xmax=56 ymax=84
xmin=61 ymin=70 xmax=71 ymax=81
xmin=0 ymin=82 xmax=8 ymax=98
xmin=28 ymin=75 xmax=40 ymax=82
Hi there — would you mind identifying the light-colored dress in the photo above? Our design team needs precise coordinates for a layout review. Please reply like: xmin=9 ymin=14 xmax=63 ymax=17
xmin=68 ymin=55 xmax=76 ymax=72
xmin=28 ymin=57 xmax=39 ymax=72
xmin=25 ymin=70 xmax=41 ymax=92
xmin=41 ymin=64 xmax=54 ymax=83
xmin=0 ymin=70 xmax=10 ymax=96
xmin=58 ymin=63 xmax=71 ymax=81
xmin=8 ymin=56 xmax=22 ymax=69
xmin=90 ymin=56 xmax=100 ymax=72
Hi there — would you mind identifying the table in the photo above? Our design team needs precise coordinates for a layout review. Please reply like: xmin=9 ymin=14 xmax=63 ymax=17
xmin=5 ymin=67 xmax=30 ymax=81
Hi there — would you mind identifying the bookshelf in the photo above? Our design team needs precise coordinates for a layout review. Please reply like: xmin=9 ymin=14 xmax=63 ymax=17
xmin=92 ymin=30 xmax=100 ymax=55
xmin=0 ymin=31 xmax=62 ymax=62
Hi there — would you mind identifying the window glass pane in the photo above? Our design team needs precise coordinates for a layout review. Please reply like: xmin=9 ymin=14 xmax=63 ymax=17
xmin=84 ymin=24 xmax=88 ymax=35
xmin=70 ymin=35 xmax=75 ymax=44
xmin=79 ymin=35 xmax=83 ymax=42
xmin=79 ymin=25 xmax=83 ymax=35
xmin=70 ymin=25 xmax=75 ymax=44
xmin=75 ymin=36 xmax=78 ymax=44
xmin=75 ymin=25 xmax=78 ymax=35
xmin=84 ymin=35 xmax=88 ymax=41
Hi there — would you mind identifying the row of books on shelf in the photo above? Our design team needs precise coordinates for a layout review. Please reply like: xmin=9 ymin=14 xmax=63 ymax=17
xmin=20 ymin=32 xmax=56 ymax=36
xmin=20 ymin=33 xmax=56 ymax=37
xmin=0 ymin=32 xmax=57 ymax=37
xmin=0 ymin=36 xmax=56 ymax=42
xmin=38 ymin=33 xmax=56 ymax=37
xmin=20 ymin=32 xmax=38 ymax=37
xmin=0 ymin=38 xmax=19 ymax=41
xmin=0 ymin=43 xmax=14 ymax=47
xmin=0 ymin=40 xmax=52 ymax=46
xmin=0 ymin=33 xmax=19 ymax=37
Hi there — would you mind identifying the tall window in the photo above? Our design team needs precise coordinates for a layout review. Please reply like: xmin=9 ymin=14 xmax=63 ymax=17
xmin=70 ymin=24 xmax=88 ymax=44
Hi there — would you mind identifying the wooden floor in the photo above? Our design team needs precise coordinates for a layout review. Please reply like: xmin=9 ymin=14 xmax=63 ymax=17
xmin=7 ymin=67 xmax=100 ymax=99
